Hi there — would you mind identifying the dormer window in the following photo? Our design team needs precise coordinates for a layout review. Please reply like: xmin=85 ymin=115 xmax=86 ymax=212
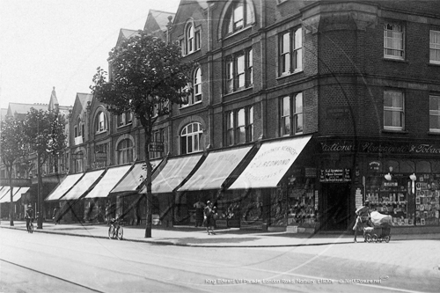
xmin=224 ymin=0 xmax=255 ymax=36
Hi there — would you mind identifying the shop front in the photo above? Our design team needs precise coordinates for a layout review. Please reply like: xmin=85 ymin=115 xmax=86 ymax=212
xmin=228 ymin=135 xmax=316 ymax=231
xmin=318 ymin=138 xmax=440 ymax=234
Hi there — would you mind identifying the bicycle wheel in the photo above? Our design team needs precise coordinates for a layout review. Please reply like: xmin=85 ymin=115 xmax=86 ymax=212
xmin=29 ymin=222 xmax=34 ymax=234
xmin=117 ymin=226 xmax=123 ymax=240
xmin=108 ymin=226 xmax=115 ymax=239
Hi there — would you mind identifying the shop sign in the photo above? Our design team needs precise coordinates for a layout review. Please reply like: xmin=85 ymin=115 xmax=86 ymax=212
xmin=149 ymin=142 xmax=164 ymax=152
xmin=369 ymin=161 xmax=381 ymax=171
xmin=95 ymin=152 xmax=107 ymax=161
xmin=320 ymin=140 xmax=440 ymax=155
xmin=319 ymin=169 xmax=351 ymax=182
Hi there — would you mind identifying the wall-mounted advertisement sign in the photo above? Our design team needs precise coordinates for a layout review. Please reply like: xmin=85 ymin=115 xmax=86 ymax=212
xmin=319 ymin=169 xmax=351 ymax=182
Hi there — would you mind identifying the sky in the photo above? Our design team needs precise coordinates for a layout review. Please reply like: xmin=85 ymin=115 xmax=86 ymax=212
xmin=0 ymin=0 xmax=181 ymax=110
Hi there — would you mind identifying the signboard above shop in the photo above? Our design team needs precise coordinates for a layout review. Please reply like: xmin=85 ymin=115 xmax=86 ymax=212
xmin=320 ymin=169 xmax=351 ymax=182
xmin=149 ymin=142 xmax=164 ymax=152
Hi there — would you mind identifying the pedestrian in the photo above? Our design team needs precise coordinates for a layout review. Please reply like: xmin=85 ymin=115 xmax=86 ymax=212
xmin=25 ymin=205 xmax=34 ymax=231
xmin=353 ymin=200 xmax=371 ymax=243
xmin=52 ymin=207 xmax=60 ymax=224
xmin=193 ymin=199 xmax=206 ymax=227
xmin=204 ymin=201 xmax=216 ymax=235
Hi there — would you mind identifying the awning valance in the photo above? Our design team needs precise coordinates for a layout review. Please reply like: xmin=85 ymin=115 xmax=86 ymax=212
xmin=110 ymin=159 xmax=162 ymax=194
xmin=0 ymin=187 xmax=12 ymax=203
xmin=228 ymin=135 xmax=312 ymax=189
xmin=141 ymin=154 xmax=203 ymax=194
xmin=45 ymin=174 xmax=84 ymax=201
xmin=85 ymin=165 xmax=132 ymax=199
xmin=178 ymin=146 xmax=252 ymax=191
xmin=11 ymin=187 xmax=29 ymax=202
xmin=61 ymin=170 xmax=105 ymax=201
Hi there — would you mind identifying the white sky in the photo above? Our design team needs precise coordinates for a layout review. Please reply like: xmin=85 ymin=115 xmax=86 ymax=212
xmin=0 ymin=0 xmax=181 ymax=110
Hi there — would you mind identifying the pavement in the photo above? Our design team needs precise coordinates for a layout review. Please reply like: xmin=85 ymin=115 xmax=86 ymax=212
xmin=1 ymin=220 xmax=439 ymax=247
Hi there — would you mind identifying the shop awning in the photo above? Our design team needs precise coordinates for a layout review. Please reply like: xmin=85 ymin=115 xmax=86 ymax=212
xmin=84 ymin=165 xmax=132 ymax=199
xmin=141 ymin=154 xmax=203 ymax=194
xmin=178 ymin=146 xmax=252 ymax=191
xmin=11 ymin=187 xmax=30 ymax=202
xmin=61 ymin=170 xmax=105 ymax=201
xmin=110 ymin=159 xmax=162 ymax=194
xmin=45 ymin=173 xmax=84 ymax=201
xmin=0 ymin=187 xmax=12 ymax=203
xmin=228 ymin=135 xmax=312 ymax=189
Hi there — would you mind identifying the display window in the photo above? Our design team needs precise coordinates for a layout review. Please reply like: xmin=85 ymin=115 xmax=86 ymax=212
xmin=286 ymin=177 xmax=317 ymax=226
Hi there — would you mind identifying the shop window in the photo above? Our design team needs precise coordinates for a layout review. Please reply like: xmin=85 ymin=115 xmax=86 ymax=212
xmin=384 ymin=22 xmax=404 ymax=60
xmin=278 ymin=27 xmax=303 ymax=76
xmin=180 ymin=122 xmax=203 ymax=155
xmin=429 ymin=95 xmax=440 ymax=132
xmin=280 ymin=93 xmax=303 ymax=136
xmin=400 ymin=160 xmax=415 ymax=173
xmin=117 ymin=139 xmax=134 ymax=164
xmin=225 ymin=106 xmax=254 ymax=146
xmin=416 ymin=161 xmax=431 ymax=173
xmin=225 ymin=48 xmax=253 ymax=94
xmin=383 ymin=90 xmax=404 ymax=131
xmin=430 ymin=30 xmax=440 ymax=64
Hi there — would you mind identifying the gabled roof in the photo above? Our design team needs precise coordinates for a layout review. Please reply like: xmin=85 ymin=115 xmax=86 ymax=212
xmin=7 ymin=103 xmax=48 ymax=119
xmin=144 ymin=9 xmax=176 ymax=33
xmin=115 ymin=29 xmax=139 ymax=47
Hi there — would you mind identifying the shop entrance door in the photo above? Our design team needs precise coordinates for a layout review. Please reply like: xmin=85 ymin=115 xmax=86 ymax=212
xmin=321 ymin=183 xmax=350 ymax=231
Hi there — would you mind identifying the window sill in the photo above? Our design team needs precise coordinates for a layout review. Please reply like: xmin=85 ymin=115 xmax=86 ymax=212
xmin=182 ymin=48 xmax=201 ymax=57
xmin=428 ymin=131 xmax=440 ymax=135
xmin=276 ymin=70 xmax=304 ymax=80
xmin=382 ymin=129 xmax=408 ymax=134
xmin=223 ymin=86 xmax=254 ymax=98
xmin=117 ymin=122 xmax=133 ymax=129
xmin=428 ymin=62 xmax=440 ymax=67
xmin=382 ymin=57 xmax=408 ymax=64
xmin=95 ymin=130 xmax=107 ymax=135
xmin=179 ymin=100 xmax=202 ymax=109
xmin=222 ymin=26 xmax=252 ymax=41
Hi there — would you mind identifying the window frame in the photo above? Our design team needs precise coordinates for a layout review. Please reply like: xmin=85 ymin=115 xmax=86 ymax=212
xmin=225 ymin=48 xmax=253 ymax=94
xmin=96 ymin=111 xmax=107 ymax=133
xmin=180 ymin=67 xmax=203 ymax=108
xmin=278 ymin=27 xmax=303 ymax=76
xmin=383 ymin=90 xmax=405 ymax=131
xmin=181 ymin=21 xmax=201 ymax=56
xmin=150 ymin=129 xmax=165 ymax=159
xmin=225 ymin=106 xmax=254 ymax=146
xmin=180 ymin=122 xmax=203 ymax=155
xmin=117 ymin=111 xmax=133 ymax=127
xmin=430 ymin=30 xmax=440 ymax=65
xmin=429 ymin=95 xmax=440 ymax=133
xmin=384 ymin=22 xmax=405 ymax=60
xmin=280 ymin=93 xmax=303 ymax=136
xmin=117 ymin=138 xmax=134 ymax=165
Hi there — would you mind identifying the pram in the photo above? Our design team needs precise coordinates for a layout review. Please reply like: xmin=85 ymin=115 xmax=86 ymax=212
xmin=363 ymin=211 xmax=392 ymax=243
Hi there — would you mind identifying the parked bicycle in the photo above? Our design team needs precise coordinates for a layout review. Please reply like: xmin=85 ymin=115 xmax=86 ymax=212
xmin=108 ymin=217 xmax=123 ymax=240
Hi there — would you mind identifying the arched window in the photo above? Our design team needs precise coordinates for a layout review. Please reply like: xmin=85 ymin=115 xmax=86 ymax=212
xmin=183 ymin=21 xmax=201 ymax=55
xmin=224 ymin=0 xmax=254 ymax=36
xmin=117 ymin=139 xmax=134 ymax=164
xmin=180 ymin=122 xmax=203 ymax=154
xmin=193 ymin=67 xmax=202 ymax=103
xmin=95 ymin=111 xmax=107 ymax=133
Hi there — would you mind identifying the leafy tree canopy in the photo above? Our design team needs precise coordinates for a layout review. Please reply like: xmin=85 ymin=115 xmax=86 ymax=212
xmin=91 ymin=31 xmax=193 ymax=129
xmin=0 ymin=116 xmax=26 ymax=167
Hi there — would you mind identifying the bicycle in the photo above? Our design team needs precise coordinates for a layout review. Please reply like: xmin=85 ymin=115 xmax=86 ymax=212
xmin=26 ymin=219 xmax=34 ymax=234
xmin=108 ymin=217 xmax=123 ymax=240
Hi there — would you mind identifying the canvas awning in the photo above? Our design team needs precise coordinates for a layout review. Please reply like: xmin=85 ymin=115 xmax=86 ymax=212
xmin=228 ymin=135 xmax=312 ymax=189
xmin=0 ymin=187 xmax=12 ymax=203
xmin=85 ymin=165 xmax=132 ymax=199
xmin=45 ymin=173 xmax=84 ymax=201
xmin=141 ymin=154 xmax=203 ymax=194
xmin=178 ymin=146 xmax=252 ymax=191
xmin=61 ymin=170 xmax=105 ymax=201
xmin=11 ymin=187 xmax=30 ymax=202
xmin=110 ymin=159 xmax=162 ymax=194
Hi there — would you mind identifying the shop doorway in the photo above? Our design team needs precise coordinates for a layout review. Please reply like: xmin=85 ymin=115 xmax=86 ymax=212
xmin=321 ymin=183 xmax=350 ymax=231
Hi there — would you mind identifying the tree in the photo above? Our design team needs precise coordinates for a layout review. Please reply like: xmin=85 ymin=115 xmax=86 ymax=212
xmin=0 ymin=116 xmax=26 ymax=226
xmin=22 ymin=108 xmax=67 ymax=229
xmin=91 ymin=31 xmax=193 ymax=238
